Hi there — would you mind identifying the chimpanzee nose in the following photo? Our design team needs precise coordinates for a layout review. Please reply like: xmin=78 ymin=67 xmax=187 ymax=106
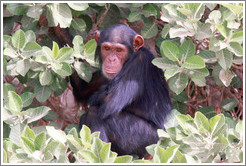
xmin=108 ymin=55 xmax=117 ymax=63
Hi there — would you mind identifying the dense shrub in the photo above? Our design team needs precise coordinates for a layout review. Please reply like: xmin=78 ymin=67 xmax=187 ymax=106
xmin=2 ymin=2 xmax=243 ymax=163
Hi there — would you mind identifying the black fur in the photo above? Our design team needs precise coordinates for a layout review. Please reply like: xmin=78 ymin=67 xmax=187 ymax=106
xmin=78 ymin=24 xmax=172 ymax=157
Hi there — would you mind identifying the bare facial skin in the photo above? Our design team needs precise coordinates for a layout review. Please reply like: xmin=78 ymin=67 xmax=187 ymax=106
xmin=101 ymin=42 xmax=128 ymax=79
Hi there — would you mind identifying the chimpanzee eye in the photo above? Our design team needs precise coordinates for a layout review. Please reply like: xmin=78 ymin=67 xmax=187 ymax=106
xmin=116 ymin=48 xmax=123 ymax=52
xmin=104 ymin=46 xmax=110 ymax=51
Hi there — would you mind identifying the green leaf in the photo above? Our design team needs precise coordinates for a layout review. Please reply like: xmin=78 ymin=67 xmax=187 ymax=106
xmin=132 ymin=160 xmax=151 ymax=163
xmin=84 ymin=39 xmax=97 ymax=55
xmin=196 ymin=23 xmax=213 ymax=40
xmin=74 ymin=61 xmax=93 ymax=83
xmin=172 ymin=91 xmax=188 ymax=102
xmin=165 ymin=68 xmax=182 ymax=80
xmin=219 ymin=3 xmax=243 ymax=15
xmin=68 ymin=3 xmax=89 ymax=11
xmin=34 ymin=85 xmax=51 ymax=103
xmin=209 ymin=114 xmax=226 ymax=138
xmin=3 ymin=35 xmax=12 ymax=49
xmin=164 ymin=109 xmax=181 ymax=129
xmin=78 ymin=150 xmax=99 ymax=163
xmin=6 ymin=3 xmax=28 ymax=15
xmin=235 ymin=120 xmax=243 ymax=135
xmin=51 ymin=41 xmax=59 ymax=59
xmin=152 ymin=57 xmax=179 ymax=70
xmin=114 ymin=155 xmax=133 ymax=163
xmin=212 ymin=64 xmax=223 ymax=86
xmin=91 ymin=137 xmax=104 ymax=160
xmin=25 ymin=30 xmax=36 ymax=43
xmin=128 ymin=11 xmax=142 ymax=22
xmin=161 ymin=41 xmax=180 ymax=61
xmin=197 ymin=50 xmax=216 ymax=63
xmin=71 ymin=18 xmax=86 ymax=32
xmin=26 ymin=4 xmax=43 ymax=19
xmin=180 ymin=40 xmax=195 ymax=61
xmin=191 ymin=78 xmax=206 ymax=87
xmin=213 ymin=135 xmax=228 ymax=154
xmin=47 ymin=3 xmax=72 ymax=28
xmin=169 ymin=27 xmax=194 ymax=39
xmin=35 ymin=132 xmax=46 ymax=150
xmin=21 ymin=136 xmax=35 ymax=154
xmin=9 ymin=123 xmax=25 ymax=146
xmin=194 ymin=111 xmax=210 ymax=133
xmin=46 ymin=126 xmax=67 ymax=144
xmin=197 ymin=107 xmax=215 ymax=119
xmin=161 ymin=24 xmax=170 ymax=38
xmin=3 ymin=149 xmax=7 ymax=163
xmin=43 ymin=111 xmax=58 ymax=121
xmin=25 ymin=106 xmax=50 ymax=124
xmin=100 ymin=143 xmax=111 ymax=163
xmin=208 ymin=10 xmax=221 ymax=24
xmin=23 ymin=41 xmax=42 ymax=51
xmin=182 ymin=3 xmax=204 ymax=19
xmin=227 ymin=20 xmax=240 ymax=29
xmin=21 ymin=126 xmax=35 ymax=142
xmin=3 ymin=48 xmax=18 ymax=58
xmin=80 ymin=125 xmax=91 ymax=148
xmin=146 ymin=144 xmax=158 ymax=156
xmin=39 ymin=70 xmax=53 ymax=86
xmin=215 ymin=24 xmax=228 ymax=38
xmin=231 ymin=31 xmax=243 ymax=43
xmin=209 ymin=37 xmax=221 ymax=52
xmin=220 ymin=98 xmax=237 ymax=111
xmin=169 ymin=73 xmax=188 ymax=95
xmin=45 ymin=141 xmax=59 ymax=154
xmin=177 ymin=8 xmax=192 ymax=16
xmin=153 ymin=145 xmax=180 ymax=163
xmin=141 ymin=20 xmax=158 ymax=39
xmin=41 ymin=46 xmax=53 ymax=61
xmin=8 ymin=91 xmax=23 ymax=112
xmin=228 ymin=42 xmax=243 ymax=57
xmin=66 ymin=134 xmax=83 ymax=153
xmin=20 ymin=92 xmax=34 ymax=107
xmin=185 ymin=68 xmax=209 ymax=79
xmin=176 ymin=114 xmax=193 ymax=130
xmin=52 ymin=62 xmax=72 ymax=77
xmin=73 ymin=35 xmax=84 ymax=54
xmin=182 ymin=56 xmax=205 ymax=69
xmin=142 ymin=4 xmax=157 ymax=17
xmin=16 ymin=59 xmax=31 ymax=76
xmin=163 ymin=4 xmax=187 ymax=20
xmin=173 ymin=150 xmax=187 ymax=163
xmin=12 ymin=29 xmax=26 ymax=49
xmin=219 ymin=69 xmax=234 ymax=87
xmin=9 ymin=153 xmax=28 ymax=163
xmin=3 ymin=83 xmax=15 ymax=104
xmin=35 ymin=55 xmax=49 ymax=64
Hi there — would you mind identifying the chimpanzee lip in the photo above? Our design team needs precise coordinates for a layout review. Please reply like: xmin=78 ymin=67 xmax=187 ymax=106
xmin=104 ymin=69 xmax=118 ymax=74
xmin=105 ymin=71 xmax=117 ymax=74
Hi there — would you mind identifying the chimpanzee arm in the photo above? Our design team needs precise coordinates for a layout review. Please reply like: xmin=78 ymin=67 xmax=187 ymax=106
xmin=99 ymin=79 xmax=141 ymax=119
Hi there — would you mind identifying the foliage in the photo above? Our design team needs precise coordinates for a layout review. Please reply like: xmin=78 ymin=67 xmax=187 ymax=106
xmin=2 ymin=2 xmax=244 ymax=163
xmin=3 ymin=109 xmax=243 ymax=163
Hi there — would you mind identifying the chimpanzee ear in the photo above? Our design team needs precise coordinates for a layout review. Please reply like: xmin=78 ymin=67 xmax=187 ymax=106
xmin=133 ymin=35 xmax=144 ymax=52
xmin=94 ymin=30 xmax=101 ymax=43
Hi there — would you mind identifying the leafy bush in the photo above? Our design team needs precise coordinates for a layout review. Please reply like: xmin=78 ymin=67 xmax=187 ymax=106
xmin=2 ymin=2 xmax=243 ymax=163
xmin=3 ymin=105 xmax=243 ymax=163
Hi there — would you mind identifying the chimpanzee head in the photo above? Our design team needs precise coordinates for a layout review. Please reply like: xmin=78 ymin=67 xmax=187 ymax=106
xmin=94 ymin=24 xmax=144 ymax=79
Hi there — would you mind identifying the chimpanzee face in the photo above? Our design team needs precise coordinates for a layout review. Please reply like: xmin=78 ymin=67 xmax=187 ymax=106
xmin=100 ymin=42 xmax=128 ymax=79
xmin=94 ymin=25 xmax=144 ymax=79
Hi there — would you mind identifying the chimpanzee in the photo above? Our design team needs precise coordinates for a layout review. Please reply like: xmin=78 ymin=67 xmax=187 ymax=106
xmin=72 ymin=24 xmax=172 ymax=158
